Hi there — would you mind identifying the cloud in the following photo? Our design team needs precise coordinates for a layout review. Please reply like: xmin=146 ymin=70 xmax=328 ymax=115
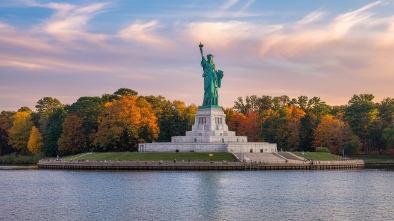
xmin=118 ymin=20 xmax=170 ymax=46
xmin=181 ymin=21 xmax=256 ymax=49
xmin=210 ymin=0 xmax=260 ymax=18
xmin=25 ymin=1 xmax=111 ymax=47
xmin=1 ymin=0 xmax=394 ymax=111
xmin=43 ymin=3 xmax=107 ymax=33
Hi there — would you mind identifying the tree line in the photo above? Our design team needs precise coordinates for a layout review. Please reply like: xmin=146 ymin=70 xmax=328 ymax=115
xmin=0 ymin=88 xmax=196 ymax=157
xmin=1 ymin=88 xmax=393 ymax=157
xmin=227 ymin=94 xmax=394 ymax=155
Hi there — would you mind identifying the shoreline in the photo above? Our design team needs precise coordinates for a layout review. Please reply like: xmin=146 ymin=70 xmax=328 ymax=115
xmin=364 ymin=161 xmax=394 ymax=169
xmin=37 ymin=159 xmax=365 ymax=171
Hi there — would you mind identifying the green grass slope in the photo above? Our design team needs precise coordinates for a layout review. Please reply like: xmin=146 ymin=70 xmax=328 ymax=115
xmin=292 ymin=152 xmax=341 ymax=161
xmin=63 ymin=152 xmax=237 ymax=162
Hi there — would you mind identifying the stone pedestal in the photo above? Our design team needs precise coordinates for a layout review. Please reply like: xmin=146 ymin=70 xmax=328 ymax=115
xmin=138 ymin=107 xmax=277 ymax=153
xmin=171 ymin=107 xmax=247 ymax=143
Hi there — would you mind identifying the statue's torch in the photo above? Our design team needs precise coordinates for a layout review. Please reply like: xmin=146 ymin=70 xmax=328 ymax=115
xmin=199 ymin=42 xmax=204 ymax=57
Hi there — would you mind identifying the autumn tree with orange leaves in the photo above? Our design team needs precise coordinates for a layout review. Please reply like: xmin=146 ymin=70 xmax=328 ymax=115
xmin=313 ymin=114 xmax=359 ymax=154
xmin=93 ymin=96 xmax=159 ymax=151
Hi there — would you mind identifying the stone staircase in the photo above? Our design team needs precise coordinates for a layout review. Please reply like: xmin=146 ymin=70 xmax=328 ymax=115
xmin=234 ymin=152 xmax=285 ymax=163
xmin=277 ymin=152 xmax=305 ymax=161
xmin=233 ymin=152 xmax=307 ymax=163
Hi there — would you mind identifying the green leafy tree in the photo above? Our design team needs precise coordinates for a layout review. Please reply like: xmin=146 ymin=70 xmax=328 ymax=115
xmin=294 ymin=96 xmax=330 ymax=151
xmin=343 ymin=137 xmax=361 ymax=155
xmin=142 ymin=96 xmax=196 ymax=142
xmin=299 ymin=113 xmax=316 ymax=151
xmin=114 ymin=88 xmax=138 ymax=97
xmin=233 ymin=96 xmax=250 ymax=115
xmin=18 ymin=106 xmax=32 ymax=113
xmin=344 ymin=94 xmax=378 ymax=153
xmin=272 ymin=95 xmax=291 ymax=111
xmin=43 ymin=108 xmax=66 ymax=156
xmin=0 ymin=111 xmax=15 ymax=155
xmin=382 ymin=125 xmax=394 ymax=149
xmin=35 ymin=97 xmax=63 ymax=135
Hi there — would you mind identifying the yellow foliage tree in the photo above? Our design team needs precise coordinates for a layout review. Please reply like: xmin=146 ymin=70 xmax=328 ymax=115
xmin=27 ymin=126 xmax=43 ymax=155
xmin=8 ymin=111 xmax=33 ymax=155
xmin=94 ymin=96 xmax=159 ymax=151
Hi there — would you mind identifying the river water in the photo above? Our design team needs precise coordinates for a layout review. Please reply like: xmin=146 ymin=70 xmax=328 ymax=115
xmin=0 ymin=168 xmax=393 ymax=221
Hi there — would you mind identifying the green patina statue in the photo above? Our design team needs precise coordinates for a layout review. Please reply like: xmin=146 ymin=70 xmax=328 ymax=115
xmin=199 ymin=42 xmax=223 ymax=109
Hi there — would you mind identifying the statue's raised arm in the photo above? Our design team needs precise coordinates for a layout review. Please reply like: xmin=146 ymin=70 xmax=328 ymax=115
xmin=199 ymin=42 xmax=204 ymax=58
xmin=198 ymin=43 xmax=224 ymax=108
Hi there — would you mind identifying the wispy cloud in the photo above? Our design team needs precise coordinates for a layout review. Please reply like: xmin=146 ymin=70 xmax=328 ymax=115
xmin=118 ymin=20 xmax=170 ymax=46
xmin=211 ymin=0 xmax=259 ymax=18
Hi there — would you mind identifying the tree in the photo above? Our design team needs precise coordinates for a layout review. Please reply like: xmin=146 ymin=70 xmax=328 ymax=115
xmin=344 ymin=94 xmax=378 ymax=153
xmin=113 ymin=88 xmax=138 ymax=97
xmin=27 ymin=126 xmax=43 ymax=155
xmin=35 ymin=97 xmax=62 ymax=114
xmin=233 ymin=97 xmax=250 ymax=115
xmin=43 ymin=108 xmax=66 ymax=156
xmin=185 ymin=104 xmax=198 ymax=127
xmin=35 ymin=97 xmax=63 ymax=135
xmin=8 ymin=111 xmax=33 ymax=155
xmin=299 ymin=113 xmax=316 ymax=151
xmin=223 ymin=107 xmax=237 ymax=123
xmin=343 ymin=137 xmax=361 ymax=155
xmin=281 ymin=106 xmax=305 ymax=151
xmin=272 ymin=95 xmax=291 ymax=111
xmin=0 ymin=111 xmax=14 ymax=155
xmin=313 ymin=114 xmax=357 ymax=154
xmin=244 ymin=111 xmax=263 ymax=142
xmin=378 ymin=98 xmax=394 ymax=129
xmin=258 ymin=95 xmax=273 ymax=115
xmin=262 ymin=110 xmax=280 ymax=144
xmin=93 ymin=96 xmax=159 ymax=151
xmin=137 ymin=97 xmax=161 ymax=143
xmin=58 ymin=115 xmax=86 ymax=155
xmin=293 ymin=96 xmax=330 ymax=151
xmin=382 ymin=125 xmax=394 ymax=149
xmin=227 ymin=113 xmax=247 ymax=136
xmin=66 ymin=96 xmax=107 ymax=150
xmin=18 ymin=106 xmax=32 ymax=113
xmin=143 ymin=95 xmax=174 ymax=141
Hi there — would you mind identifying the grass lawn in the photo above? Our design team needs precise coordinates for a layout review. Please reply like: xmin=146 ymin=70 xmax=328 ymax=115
xmin=350 ymin=155 xmax=394 ymax=162
xmin=292 ymin=152 xmax=342 ymax=161
xmin=63 ymin=152 xmax=237 ymax=162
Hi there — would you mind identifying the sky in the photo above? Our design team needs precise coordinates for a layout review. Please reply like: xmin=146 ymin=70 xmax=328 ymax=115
xmin=1 ymin=0 xmax=394 ymax=111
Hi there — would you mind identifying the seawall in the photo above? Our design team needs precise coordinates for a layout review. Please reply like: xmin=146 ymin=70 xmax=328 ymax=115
xmin=37 ymin=160 xmax=364 ymax=171
xmin=364 ymin=162 xmax=394 ymax=169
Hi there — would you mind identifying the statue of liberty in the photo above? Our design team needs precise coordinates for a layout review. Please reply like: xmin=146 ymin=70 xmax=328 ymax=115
xmin=199 ymin=42 xmax=224 ymax=108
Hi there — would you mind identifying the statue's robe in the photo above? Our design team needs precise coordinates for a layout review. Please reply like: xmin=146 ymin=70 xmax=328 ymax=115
xmin=201 ymin=58 xmax=223 ymax=106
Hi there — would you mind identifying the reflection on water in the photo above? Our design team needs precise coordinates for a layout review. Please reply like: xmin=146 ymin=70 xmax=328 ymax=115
xmin=0 ymin=169 xmax=393 ymax=221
